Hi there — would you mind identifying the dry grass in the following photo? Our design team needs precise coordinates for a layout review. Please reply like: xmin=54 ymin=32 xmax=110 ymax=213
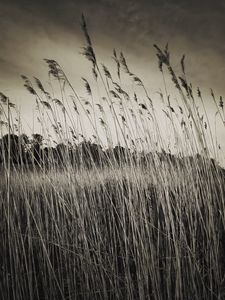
xmin=1 ymin=157 xmax=225 ymax=299
xmin=0 ymin=16 xmax=225 ymax=300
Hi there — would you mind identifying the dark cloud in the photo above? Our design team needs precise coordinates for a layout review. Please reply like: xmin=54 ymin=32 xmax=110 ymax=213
xmin=0 ymin=0 xmax=225 ymax=96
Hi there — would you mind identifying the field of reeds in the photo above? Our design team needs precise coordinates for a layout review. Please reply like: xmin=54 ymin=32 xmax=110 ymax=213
xmin=0 ymin=16 xmax=225 ymax=299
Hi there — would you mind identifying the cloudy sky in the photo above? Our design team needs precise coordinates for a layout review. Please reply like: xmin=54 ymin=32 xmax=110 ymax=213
xmin=0 ymin=0 xmax=224 ymax=157
xmin=1 ymin=0 xmax=225 ymax=93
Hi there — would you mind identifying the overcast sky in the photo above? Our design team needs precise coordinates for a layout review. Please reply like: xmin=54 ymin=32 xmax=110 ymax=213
xmin=1 ymin=0 xmax=225 ymax=92
xmin=0 ymin=0 xmax=224 ymax=158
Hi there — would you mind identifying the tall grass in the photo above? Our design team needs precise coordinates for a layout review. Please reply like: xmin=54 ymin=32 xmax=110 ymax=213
xmin=0 ymin=16 xmax=225 ymax=300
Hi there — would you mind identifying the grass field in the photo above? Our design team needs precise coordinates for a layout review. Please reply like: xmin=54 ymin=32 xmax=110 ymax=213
xmin=0 ymin=16 xmax=225 ymax=300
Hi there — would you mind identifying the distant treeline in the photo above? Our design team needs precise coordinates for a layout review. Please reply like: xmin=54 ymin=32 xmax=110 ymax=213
xmin=0 ymin=133 xmax=220 ymax=171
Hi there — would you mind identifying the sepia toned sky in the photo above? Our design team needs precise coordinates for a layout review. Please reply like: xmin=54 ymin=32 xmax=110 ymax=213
xmin=0 ymin=0 xmax=224 ymax=158
xmin=1 ymin=0 xmax=225 ymax=93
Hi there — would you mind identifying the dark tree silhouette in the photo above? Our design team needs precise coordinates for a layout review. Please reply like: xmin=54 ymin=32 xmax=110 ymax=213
xmin=30 ymin=134 xmax=44 ymax=164
xmin=42 ymin=146 xmax=57 ymax=167
xmin=55 ymin=143 xmax=69 ymax=166
xmin=75 ymin=141 xmax=105 ymax=168
xmin=0 ymin=134 xmax=26 ymax=165
xmin=105 ymin=145 xmax=130 ymax=166
xmin=0 ymin=132 xmax=212 ymax=172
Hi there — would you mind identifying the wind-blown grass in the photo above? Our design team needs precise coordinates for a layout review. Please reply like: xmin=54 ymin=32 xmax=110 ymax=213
xmin=1 ymin=157 xmax=225 ymax=299
xmin=0 ymin=16 xmax=225 ymax=300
